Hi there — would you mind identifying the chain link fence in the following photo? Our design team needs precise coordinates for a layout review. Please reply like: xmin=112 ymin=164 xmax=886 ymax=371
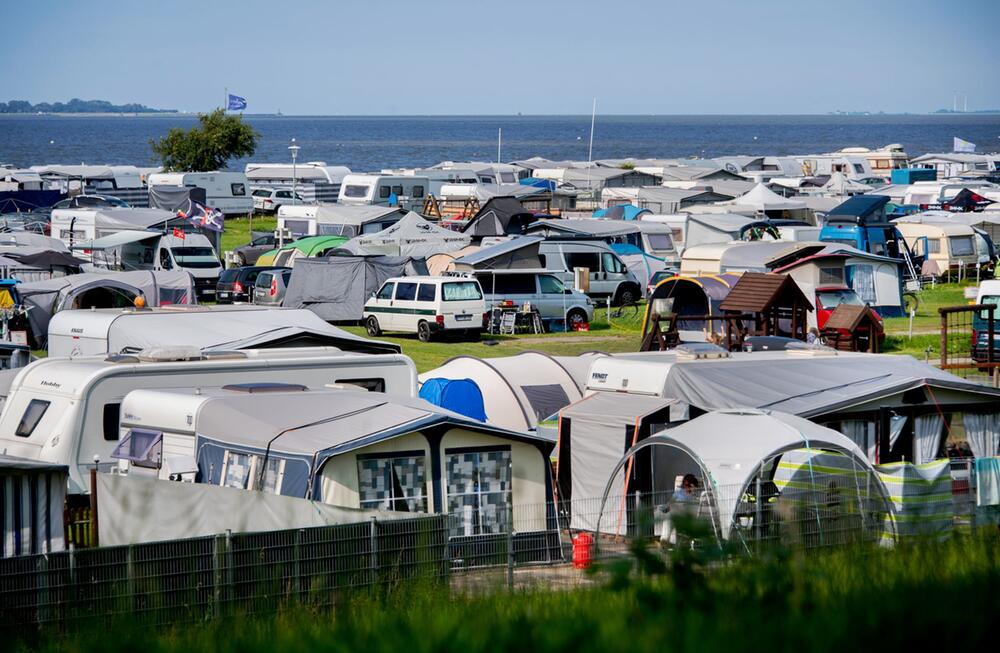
xmin=0 ymin=468 xmax=989 ymax=630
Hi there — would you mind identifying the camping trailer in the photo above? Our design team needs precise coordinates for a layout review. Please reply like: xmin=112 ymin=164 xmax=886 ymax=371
xmin=0 ymin=348 xmax=418 ymax=493
xmin=277 ymin=204 xmax=407 ymax=238
xmin=46 ymin=305 xmax=401 ymax=358
xmin=146 ymin=171 xmax=252 ymax=215
xmin=894 ymin=221 xmax=979 ymax=277
xmin=337 ymin=174 xmax=429 ymax=211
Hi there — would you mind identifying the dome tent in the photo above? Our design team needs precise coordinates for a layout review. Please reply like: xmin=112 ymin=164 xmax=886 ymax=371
xmin=595 ymin=409 xmax=891 ymax=547
xmin=418 ymin=377 xmax=487 ymax=422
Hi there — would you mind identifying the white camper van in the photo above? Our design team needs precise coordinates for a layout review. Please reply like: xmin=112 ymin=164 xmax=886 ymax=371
xmin=337 ymin=174 xmax=429 ymax=211
xmin=146 ymin=171 xmax=252 ymax=214
xmin=0 ymin=347 xmax=418 ymax=493
xmin=538 ymin=240 xmax=642 ymax=305
xmin=85 ymin=231 xmax=222 ymax=301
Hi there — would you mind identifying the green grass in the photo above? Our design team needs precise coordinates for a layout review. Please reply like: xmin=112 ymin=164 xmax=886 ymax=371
xmin=883 ymin=281 xmax=975 ymax=335
xmin=345 ymin=307 xmax=643 ymax=373
xmin=220 ymin=215 xmax=277 ymax=254
xmin=17 ymin=533 xmax=1000 ymax=653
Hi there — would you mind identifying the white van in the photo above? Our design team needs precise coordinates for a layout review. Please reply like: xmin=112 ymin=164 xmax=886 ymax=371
xmin=338 ymin=174 xmax=429 ymax=211
xmin=147 ymin=171 xmax=252 ymax=215
xmin=364 ymin=276 xmax=485 ymax=342
xmin=538 ymin=240 xmax=642 ymax=304
xmin=472 ymin=269 xmax=594 ymax=330
xmin=87 ymin=231 xmax=223 ymax=301
xmin=0 ymin=347 xmax=417 ymax=493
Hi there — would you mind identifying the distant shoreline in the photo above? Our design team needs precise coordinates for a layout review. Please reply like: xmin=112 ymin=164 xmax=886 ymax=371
xmin=2 ymin=111 xmax=999 ymax=118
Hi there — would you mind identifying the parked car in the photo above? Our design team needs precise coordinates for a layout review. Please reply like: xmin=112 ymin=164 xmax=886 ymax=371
xmin=233 ymin=232 xmax=291 ymax=266
xmin=472 ymin=270 xmax=594 ymax=330
xmin=646 ymin=269 xmax=677 ymax=300
xmin=49 ymin=194 xmax=131 ymax=210
xmin=252 ymin=188 xmax=303 ymax=214
xmin=252 ymin=268 xmax=293 ymax=306
xmin=364 ymin=276 xmax=486 ymax=342
xmin=216 ymin=266 xmax=289 ymax=304
xmin=971 ymin=280 xmax=1000 ymax=368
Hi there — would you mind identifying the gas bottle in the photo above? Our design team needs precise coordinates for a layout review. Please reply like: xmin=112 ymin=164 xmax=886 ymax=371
xmin=572 ymin=532 xmax=593 ymax=569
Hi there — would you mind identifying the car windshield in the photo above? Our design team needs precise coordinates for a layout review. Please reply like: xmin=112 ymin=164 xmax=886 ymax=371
xmin=817 ymin=290 xmax=864 ymax=309
xmin=172 ymin=247 xmax=219 ymax=268
xmin=219 ymin=269 xmax=240 ymax=282
xmin=442 ymin=282 xmax=482 ymax=301
xmin=822 ymin=238 xmax=858 ymax=248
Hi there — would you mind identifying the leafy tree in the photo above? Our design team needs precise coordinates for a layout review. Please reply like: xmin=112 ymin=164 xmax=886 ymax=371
xmin=150 ymin=109 xmax=258 ymax=171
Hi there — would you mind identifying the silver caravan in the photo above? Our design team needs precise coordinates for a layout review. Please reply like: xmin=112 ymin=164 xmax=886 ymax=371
xmin=0 ymin=348 xmax=417 ymax=493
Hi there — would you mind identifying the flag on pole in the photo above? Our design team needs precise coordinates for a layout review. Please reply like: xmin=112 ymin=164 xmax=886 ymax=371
xmin=227 ymin=94 xmax=247 ymax=111
xmin=953 ymin=137 xmax=976 ymax=153
xmin=177 ymin=200 xmax=224 ymax=233
xmin=172 ymin=227 xmax=186 ymax=239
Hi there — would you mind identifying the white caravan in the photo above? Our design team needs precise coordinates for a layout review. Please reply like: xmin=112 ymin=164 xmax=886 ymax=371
xmin=147 ymin=171 xmax=252 ymax=214
xmin=277 ymin=204 xmax=406 ymax=237
xmin=0 ymin=347 xmax=418 ymax=493
xmin=337 ymin=174 xmax=429 ymax=211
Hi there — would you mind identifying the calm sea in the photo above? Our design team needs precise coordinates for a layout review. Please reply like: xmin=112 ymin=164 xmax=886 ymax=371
xmin=1 ymin=114 xmax=999 ymax=171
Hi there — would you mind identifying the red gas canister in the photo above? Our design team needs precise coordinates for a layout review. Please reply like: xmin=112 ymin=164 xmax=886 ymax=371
xmin=572 ymin=532 xmax=593 ymax=569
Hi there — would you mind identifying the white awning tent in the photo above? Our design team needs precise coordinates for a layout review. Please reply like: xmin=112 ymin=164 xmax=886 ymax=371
xmin=596 ymin=410 xmax=889 ymax=544
xmin=726 ymin=183 xmax=808 ymax=213
xmin=340 ymin=211 xmax=471 ymax=257
xmin=419 ymin=352 xmax=603 ymax=432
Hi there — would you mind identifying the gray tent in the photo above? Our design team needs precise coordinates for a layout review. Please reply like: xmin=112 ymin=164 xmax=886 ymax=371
xmin=0 ymin=247 xmax=84 ymax=282
xmin=452 ymin=236 xmax=544 ymax=271
xmin=18 ymin=269 xmax=196 ymax=347
xmin=282 ymin=255 xmax=428 ymax=322
xmin=340 ymin=211 xmax=471 ymax=257
xmin=148 ymin=185 xmax=206 ymax=212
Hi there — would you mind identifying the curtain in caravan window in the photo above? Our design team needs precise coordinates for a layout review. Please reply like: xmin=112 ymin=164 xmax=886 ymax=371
xmin=839 ymin=420 xmax=876 ymax=462
xmin=913 ymin=414 xmax=945 ymax=464
xmin=852 ymin=264 xmax=876 ymax=304
xmin=964 ymin=413 xmax=1000 ymax=458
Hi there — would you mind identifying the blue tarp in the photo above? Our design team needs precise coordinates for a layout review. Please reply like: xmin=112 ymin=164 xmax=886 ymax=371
xmin=519 ymin=177 xmax=556 ymax=191
xmin=419 ymin=378 xmax=488 ymax=422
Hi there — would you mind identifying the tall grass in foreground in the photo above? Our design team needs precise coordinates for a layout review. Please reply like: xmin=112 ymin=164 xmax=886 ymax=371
xmin=18 ymin=532 xmax=1000 ymax=653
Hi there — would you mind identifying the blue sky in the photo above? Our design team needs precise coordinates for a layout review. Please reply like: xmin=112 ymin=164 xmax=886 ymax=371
xmin=3 ymin=0 xmax=998 ymax=115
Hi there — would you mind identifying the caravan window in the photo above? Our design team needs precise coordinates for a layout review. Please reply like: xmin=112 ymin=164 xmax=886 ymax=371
xmin=15 ymin=399 xmax=50 ymax=437
xmin=357 ymin=453 xmax=428 ymax=512
xmin=818 ymin=266 xmax=844 ymax=286
xmin=391 ymin=185 xmax=403 ymax=196
xmin=103 ymin=403 xmax=121 ymax=441
xmin=646 ymin=233 xmax=674 ymax=252
xmin=500 ymin=172 xmax=517 ymax=183
xmin=412 ymin=185 xmax=425 ymax=198
xmin=853 ymin=164 xmax=865 ymax=174
xmin=343 ymin=185 xmax=369 ymax=198
xmin=231 ymin=183 xmax=246 ymax=196
xmin=926 ymin=238 xmax=941 ymax=254
xmin=395 ymin=282 xmax=417 ymax=301
xmin=950 ymin=236 xmax=975 ymax=257
xmin=378 ymin=186 xmax=391 ymax=199
xmin=258 ymin=458 xmax=285 ymax=494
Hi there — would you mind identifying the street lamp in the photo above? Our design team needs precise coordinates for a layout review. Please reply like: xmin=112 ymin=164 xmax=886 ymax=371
xmin=288 ymin=138 xmax=301 ymax=205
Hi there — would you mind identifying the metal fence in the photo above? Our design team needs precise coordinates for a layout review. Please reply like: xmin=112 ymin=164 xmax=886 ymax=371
xmin=0 ymin=471 xmax=988 ymax=631
xmin=940 ymin=304 xmax=999 ymax=385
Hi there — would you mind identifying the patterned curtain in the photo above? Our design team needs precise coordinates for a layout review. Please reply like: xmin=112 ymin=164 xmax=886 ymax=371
xmin=446 ymin=450 xmax=512 ymax=536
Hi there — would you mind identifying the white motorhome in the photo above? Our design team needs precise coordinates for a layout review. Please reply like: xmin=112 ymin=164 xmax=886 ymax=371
xmin=337 ymin=174 xmax=429 ymax=211
xmin=147 ymin=171 xmax=252 ymax=214
xmin=0 ymin=347 xmax=418 ymax=493
xmin=85 ymin=231 xmax=222 ymax=301
xmin=277 ymin=204 xmax=406 ymax=237
xmin=538 ymin=240 xmax=643 ymax=305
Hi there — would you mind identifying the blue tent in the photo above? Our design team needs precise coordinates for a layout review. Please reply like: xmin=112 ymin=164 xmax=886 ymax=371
xmin=418 ymin=377 xmax=488 ymax=422
xmin=519 ymin=177 xmax=556 ymax=191
xmin=592 ymin=204 xmax=650 ymax=220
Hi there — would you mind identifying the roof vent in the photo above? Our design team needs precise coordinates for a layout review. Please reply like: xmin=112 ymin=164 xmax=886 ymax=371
xmin=105 ymin=354 xmax=140 ymax=364
xmin=785 ymin=342 xmax=838 ymax=356
xmin=222 ymin=382 xmax=308 ymax=394
xmin=675 ymin=343 xmax=730 ymax=360
xmin=201 ymin=350 xmax=249 ymax=361
xmin=135 ymin=346 xmax=204 ymax=362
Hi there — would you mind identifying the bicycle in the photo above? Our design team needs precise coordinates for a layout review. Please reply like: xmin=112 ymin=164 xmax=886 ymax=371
xmin=607 ymin=299 xmax=643 ymax=329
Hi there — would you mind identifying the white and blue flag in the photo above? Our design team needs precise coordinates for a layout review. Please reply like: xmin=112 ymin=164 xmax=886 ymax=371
xmin=953 ymin=137 xmax=976 ymax=153
xmin=227 ymin=94 xmax=247 ymax=111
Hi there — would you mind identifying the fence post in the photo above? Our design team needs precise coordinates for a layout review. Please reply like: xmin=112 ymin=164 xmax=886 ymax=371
xmin=36 ymin=554 xmax=49 ymax=625
xmin=506 ymin=496 xmax=515 ymax=591
xmin=68 ymin=543 xmax=76 ymax=603
xmin=225 ymin=529 xmax=233 ymax=609
xmin=126 ymin=543 xmax=135 ymax=613
xmin=293 ymin=528 xmax=303 ymax=602
xmin=89 ymin=464 xmax=99 ymax=548
xmin=369 ymin=517 xmax=378 ymax=587
xmin=754 ymin=476 xmax=763 ymax=551
xmin=939 ymin=308 xmax=947 ymax=368
xmin=212 ymin=533 xmax=222 ymax=618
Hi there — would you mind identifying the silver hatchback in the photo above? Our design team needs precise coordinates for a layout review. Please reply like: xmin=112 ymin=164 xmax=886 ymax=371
xmin=252 ymin=269 xmax=293 ymax=305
